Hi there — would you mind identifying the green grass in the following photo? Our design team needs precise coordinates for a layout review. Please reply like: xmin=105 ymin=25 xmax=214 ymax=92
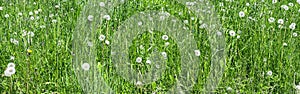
xmin=0 ymin=0 xmax=300 ymax=93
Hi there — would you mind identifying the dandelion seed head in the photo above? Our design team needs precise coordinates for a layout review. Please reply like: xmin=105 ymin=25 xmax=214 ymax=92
xmin=136 ymin=57 xmax=142 ymax=63
xmin=267 ymin=71 xmax=272 ymax=76
xmin=81 ymin=63 xmax=90 ymax=71
xmin=105 ymin=40 xmax=110 ymax=45
xmin=7 ymin=63 xmax=15 ymax=68
xmin=103 ymin=15 xmax=111 ymax=20
xmin=162 ymin=35 xmax=169 ymax=40
xmin=277 ymin=19 xmax=284 ymax=24
xmin=99 ymin=34 xmax=106 ymax=41
xmin=4 ymin=14 xmax=9 ymax=18
xmin=239 ymin=11 xmax=245 ymax=17
xmin=194 ymin=50 xmax=200 ymax=56
xmin=229 ymin=30 xmax=236 ymax=36
xmin=146 ymin=60 xmax=151 ymax=64
xmin=293 ymin=32 xmax=298 ymax=37
xmin=99 ymin=2 xmax=105 ymax=7
xmin=87 ymin=15 xmax=94 ymax=21
xmin=268 ymin=17 xmax=275 ymax=23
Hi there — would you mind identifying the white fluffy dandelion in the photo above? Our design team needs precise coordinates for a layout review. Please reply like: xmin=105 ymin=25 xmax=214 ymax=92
xmin=136 ymin=81 xmax=142 ymax=86
xmin=105 ymin=40 xmax=110 ymax=45
xmin=283 ymin=43 xmax=288 ymax=46
xmin=4 ymin=14 xmax=9 ymax=18
xmin=239 ymin=11 xmax=245 ymax=17
xmin=268 ymin=17 xmax=275 ymax=23
xmin=136 ymin=57 xmax=142 ymax=63
xmin=7 ymin=63 xmax=15 ymax=68
xmin=267 ymin=71 xmax=272 ymax=76
xmin=277 ymin=19 xmax=284 ymax=24
xmin=161 ymin=52 xmax=167 ymax=58
xmin=87 ymin=15 xmax=94 ymax=21
xmin=27 ymin=31 xmax=35 ymax=37
xmin=138 ymin=21 xmax=143 ymax=26
xmin=0 ymin=6 xmax=3 ymax=10
xmin=81 ymin=63 xmax=90 ymax=71
xmin=146 ymin=59 xmax=151 ymax=64
xmin=226 ymin=87 xmax=233 ymax=91
xmin=99 ymin=2 xmax=105 ymax=7
xmin=289 ymin=23 xmax=296 ymax=30
xmin=10 ymin=56 xmax=15 ymax=60
xmin=10 ymin=38 xmax=19 ymax=45
xmin=293 ymin=32 xmax=298 ymax=37
xmin=99 ymin=34 xmax=106 ymax=41
xmin=165 ymin=42 xmax=170 ymax=46
xmin=4 ymin=67 xmax=16 ymax=77
xmin=162 ymin=35 xmax=169 ymax=40
xmin=229 ymin=30 xmax=236 ymax=36
xmin=272 ymin=0 xmax=277 ymax=4
xmin=103 ymin=15 xmax=111 ymax=20
xmin=295 ymin=85 xmax=300 ymax=90
xmin=281 ymin=5 xmax=289 ymax=10
xmin=194 ymin=50 xmax=200 ymax=56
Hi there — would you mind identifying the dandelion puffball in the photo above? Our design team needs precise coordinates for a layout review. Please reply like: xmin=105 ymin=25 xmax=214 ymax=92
xmin=81 ymin=63 xmax=90 ymax=71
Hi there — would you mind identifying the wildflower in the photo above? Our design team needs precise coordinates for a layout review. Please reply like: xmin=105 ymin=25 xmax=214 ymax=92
xmin=165 ymin=42 xmax=170 ymax=46
xmin=103 ymin=15 xmax=111 ymax=20
xmin=246 ymin=3 xmax=250 ymax=6
xmin=136 ymin=57 xmax=142 ymax=63
xmin=226 ymin=87 xmax=233 ymax=91
xmin=99 ymin=34 xmax=106 ymax=41
xmin=49 ymin=14 xmax=54 ymax=18
xmin=289 ymin=23 xmax=296 ymax=30
xmin=277 ymin=19 xmax=284 ymax=24
xmin=81 ymin=63 xmax=90 ymax=71
xmin=272 ymin=0 xmax=277 ymax=4
xmin=239 ymin=11 xmax=245 ymax=17
xmin=138 ymin=21 xmax=142 ymax=26
xmin=29 ymin=11 xmax=33 ymax=15
xmin=34 ymin=10 xmax=39 ymax=14
xmin=7 ymin=63 xmax=15 ymax=68
xmin=0 ymin=6 xmax=3 ymax=10
xmin=293 ymin=32 xmax=298 ymax=37
xmin=87 ymin=41 xmax=93 ymax=47
xmin=27 ymin=49 xmax=33 ymax=53
xmin=136 ymin=81 xmax=142 ymax=86
xmin=10 ymin=38 xmax=19 ymax=45
xmin=55 ymin=5 xmax=60 ymax=9
xmin=18 ymin=12 xmax=23 ymax=16
xmin=283 ymin=43 xmax=288 ymax=46
xmin=10 ymin=56 xmax=15 ymax=60
xmin=194 ymin=50 xmax=200 ymax=56
xmin=161 ymin=52 xmax=167 ymax=58
xmin=237 ymin=35 xmax=241 ymax=39
xmin=38 ymin=9 xmax=42 ymax=12
xmin=263 ymin=58 xmax=267 ymax=62
xmin=52 ymin=19 xmax=57 ymax=23
xmin=87 ymin=15 xmax=94 ymax=21
xmin=146 ymin=60 xmax=151 ymax=64
xmin=4 ymin=14 xmax=9 ymax=18
xmin=30 ymin=16 xmax=35 ymax=20
xmin=288 ymin=3 xmax=294 ymax=6
xmin=268 ymin=17 xmax=275 ymax=23
xmin=105 ymin=40 xmax=110 ymax=45
xmin=162 ymin=35 xmax=169 ymax=40
xmin=229 ymin=30 xmax=236 ymax=36
xmin=4 ymin=67 xmax=16 ymax=77
xmin=27 ymin=31 xmax=35 ymax=37
xmin=99 ymin=2 xmax=105 ymax=7
xmin=184 ymin=20 xmax=188 ymax=24
xmin=266 ymin=71 xmax=272 ymax=76
xmin=281 ymin=5 xmax=289 ymax=10
xmin=297 ymin=0 xmax=300 ymax=4
xmin=295 ymin=85 xmax=300 ymax=90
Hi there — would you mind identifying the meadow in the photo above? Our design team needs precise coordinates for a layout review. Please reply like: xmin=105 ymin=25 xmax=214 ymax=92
xmin=0 ymin=0 xmax=300 ymax=93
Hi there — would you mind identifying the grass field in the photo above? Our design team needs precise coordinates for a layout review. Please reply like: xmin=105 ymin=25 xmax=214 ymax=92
xmin=1 ymin=0 xmax=300 ymax=93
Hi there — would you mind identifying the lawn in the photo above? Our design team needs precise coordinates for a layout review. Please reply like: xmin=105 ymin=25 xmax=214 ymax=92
xmin=0 ymin=0 xmax=300 ymax=93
